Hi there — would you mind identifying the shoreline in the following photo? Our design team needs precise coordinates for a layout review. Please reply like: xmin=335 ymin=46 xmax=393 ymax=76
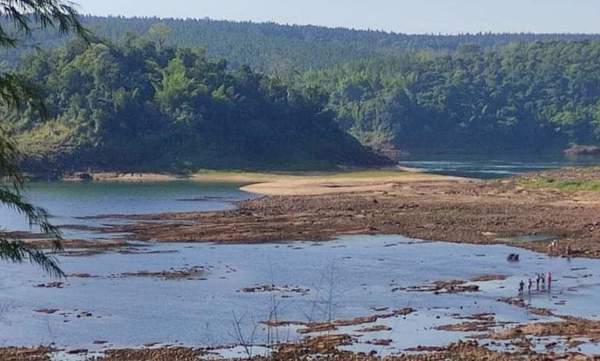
xmin=43 ymin=167 xmax=600 ymax=260
xmin=14 ymin=166 xmax=600 ymax=259
xmin=59 ymin=167 xmax=436 ymax=185
xmin=8 ymin=167 xmax=600 ymax=361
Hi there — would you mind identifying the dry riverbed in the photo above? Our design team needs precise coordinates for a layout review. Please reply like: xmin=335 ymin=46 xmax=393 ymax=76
xmin=1 ymin=339 xmax=597 ymax=360
xmin=7 ymin=167 xmax=600 ymax=360
xmin=59 ymin=167 xmax=600 ymax=260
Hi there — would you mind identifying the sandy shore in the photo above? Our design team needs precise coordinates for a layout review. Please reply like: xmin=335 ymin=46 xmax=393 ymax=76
xmin=55 ymin=167 xmax=600 ymax=259
xmin=10 ymin=168 xmax=600 ymax=360
xmin=61 ymin=168 xmax=456 ymax=192
xmin=239 ymin=170 xmax=463 ymax=196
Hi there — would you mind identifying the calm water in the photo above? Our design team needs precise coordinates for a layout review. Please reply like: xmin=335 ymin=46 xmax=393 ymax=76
xmin=0 ymin=181 xmax=252 ymax=238
xmin=400 ymin=154 xmax=600 ymax=179
xmin=0 ymin=236 xmax=599 ymax=354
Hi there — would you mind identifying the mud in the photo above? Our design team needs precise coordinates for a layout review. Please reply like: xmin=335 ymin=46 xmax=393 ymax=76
xmin=240 ymin=284 xmax=310 ymax=295
xmin=116 ymin=266 xmax=206 ymax=280
xmin=497 ymin=297 xmax=559 ymax=317
xmin=1 ymin=339 xmax=597 ymax=360
xmin=58 ymin=168 xmax=600 ymax=260
xmin=0 ymin=347 xmax=52 ymax=361
xmin=396 ymin=279 xmax=480 ymax=294
xmin=272 ymin=340 xmax=596 ymax=361
xmin=492 ymin=317 xmax=600 ymax=341
xmin=265 ymin=308 xmax=415 ymax=335
xmin=355 ymin=325 xmax=393 ymax=333
xmin=97 ymin=347 xmax=205 ymax=361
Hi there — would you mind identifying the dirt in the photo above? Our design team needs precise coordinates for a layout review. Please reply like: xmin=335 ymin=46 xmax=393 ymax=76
xmin=58 ymin=167 xmax=600 ymax=260
xmin=491 ymin=316 xmax=600 ymax=340
xmin=365 ymin=338 xmax=393 ymax=346
xmin=116 ymin=266 xmax=206 ymax=280
xmin=437 ymin=319 xmax=510 ymax=333
xmin=264 ymin=308 xmax=415 ymax=335
xmin=497 ymin=297 xmax=559 ymax=317
xmin=271 ymin=339 xmax=596 ymax=361
xmin=471 ymin=274 xmax=509 ymax=282
xmin=435 ymin=313 xmax=516 ymax=334
xmin=396 ymin=279 xmax=480 ymax=294
xmin=240 ymin=284 xmax=310 ymax=295
xmin=96 ymin=347 xmax=205 ymax=361
xmin=1 ymin=339 xmax=597 ymax=360
xmin=0 ymin=347 xmax=53 ymax=361
xmin=355 ymin=325 xmax=393 ymax=332
xmin=390 ymin=275 xmax=507 ymax=295
xmin=34 ymin=282 xmax=65 ymax=288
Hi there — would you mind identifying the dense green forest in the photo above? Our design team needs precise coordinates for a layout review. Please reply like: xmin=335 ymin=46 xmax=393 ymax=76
xmin=1 ymin=16 xmax=600 ymax=73
xmin=6 ymin=37 xmax=388 ymax=174
xmin=6 ymin=17 xmax=600 ymax=171
xmin=297 ymin=41 xmax=600 ymax=154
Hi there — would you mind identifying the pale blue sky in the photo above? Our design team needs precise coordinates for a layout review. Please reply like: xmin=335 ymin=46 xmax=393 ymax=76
xmin=74 ymin=0 xmax=600 ymax=34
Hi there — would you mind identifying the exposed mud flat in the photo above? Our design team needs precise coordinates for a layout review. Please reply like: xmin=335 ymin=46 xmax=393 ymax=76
xmin=0 ymin=346 xmax=53 ymax=361
xmin=68 ymin=168 xmax=600 ymax=260
xmin=116 ymin=266 xmax=207 ymax=281
xmin=393 ymin=279 xmax=480 ymax=294
xmin=4 ymin=169 xmax=600 ymax=359
xmin=263 ymin=308 xmax=415 ymax=335
xmin=1 ymin=339 xmax=597 ymax=361
xmin=240 ymin=284 xmax=310 ymax=296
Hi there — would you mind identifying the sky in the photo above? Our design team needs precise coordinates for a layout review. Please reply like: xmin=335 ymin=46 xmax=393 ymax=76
xmin=74 ymin=0 xmax=600 ymax=34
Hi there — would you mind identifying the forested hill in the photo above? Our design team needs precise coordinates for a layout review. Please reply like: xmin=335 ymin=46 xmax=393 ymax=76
xmin=297 ymin=41 xmax=600 ymax=155
xmin=1 ymin=15 xmax=600 ymax=72
xmin=7 ymin=38 xmax=389 ymax=174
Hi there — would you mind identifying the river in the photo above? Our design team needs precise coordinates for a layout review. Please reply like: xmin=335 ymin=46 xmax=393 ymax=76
xmin=1 ymin=164 xmax=600 ymax=356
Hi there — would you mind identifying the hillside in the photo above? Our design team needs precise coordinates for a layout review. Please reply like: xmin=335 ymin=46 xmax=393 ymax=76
xmin=7 ymin=38 xmax=389 ymax=175
xmin=7 ymin=17 xmax=600 ymax=166
xmin=297 ymin=41 xmax=600 ymax=155
xmin=1 ymin=15 xmax=600 ymax=73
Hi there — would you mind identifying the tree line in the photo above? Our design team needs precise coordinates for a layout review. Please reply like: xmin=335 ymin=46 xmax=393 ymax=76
xmin=297 ymin=41 xmax=600 ymax=154
xmin=1 ymin=15 xmax=600 ymax=73
xmin=7 ymin=36 xmax=388 ymax=174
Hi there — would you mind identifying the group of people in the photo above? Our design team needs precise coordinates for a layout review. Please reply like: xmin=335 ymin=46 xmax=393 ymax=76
xmin=519 ymin=272 xmax=552 ymax=295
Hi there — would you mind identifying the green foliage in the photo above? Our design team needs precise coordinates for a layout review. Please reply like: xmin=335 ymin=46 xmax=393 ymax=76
xmin=12 ymin=38 xmax=387 ymax=173
xmin=0 ymin=0 xmax=89 ymax=276
xmin=297 ymin=41 xmax=600 ymax=154
xmin=0 ymin=126 xmax=64 ymax=276
xmin=2 ymin=16 xmax=600 ymax=73
xmin=520 ymin=177 xmax=600 ymax=192
xmin=0 ymin=0 xmax=88 ymax=48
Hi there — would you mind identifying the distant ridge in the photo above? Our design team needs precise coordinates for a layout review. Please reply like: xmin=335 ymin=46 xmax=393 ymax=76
xmin=1 ymin=15 xmax=600 ymax=72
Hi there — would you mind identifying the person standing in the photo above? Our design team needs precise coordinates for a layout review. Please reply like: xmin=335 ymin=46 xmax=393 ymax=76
xmin=519 ymin=280 xmax=525 ymax=295
xmin=541 ymin=273 xmax=546 ymax=290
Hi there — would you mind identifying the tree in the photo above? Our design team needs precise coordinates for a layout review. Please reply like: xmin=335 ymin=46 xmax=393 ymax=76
xmin=146 ymin=23 xmax=173 ymax=50
xmin=0 ymin=0 xmax=88 ymax=276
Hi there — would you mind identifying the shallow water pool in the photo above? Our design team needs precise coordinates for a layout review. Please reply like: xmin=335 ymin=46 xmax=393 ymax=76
xmin=0 ymin=235 xmax=598 ymax=354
